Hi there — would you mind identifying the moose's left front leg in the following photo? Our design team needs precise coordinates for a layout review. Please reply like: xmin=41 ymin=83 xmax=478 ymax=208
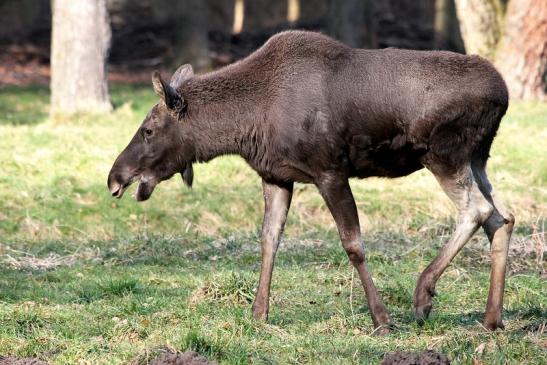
xmin=252 ymin=179 xmax=293 ymax=320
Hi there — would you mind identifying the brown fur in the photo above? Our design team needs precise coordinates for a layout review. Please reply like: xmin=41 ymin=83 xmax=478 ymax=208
xmin=108 ymin=31 xmax=512 ymax=331
xmin=179 ymin=31 xmax=507 ymax=181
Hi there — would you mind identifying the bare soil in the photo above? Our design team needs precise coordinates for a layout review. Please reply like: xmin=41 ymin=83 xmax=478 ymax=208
xmin=149 ymin=351 xmax=218 ymax=365
xmin=380 ymin=350 xmax=450 ymax=365
xmin=0 ymin=357 xmax=49 ymax=365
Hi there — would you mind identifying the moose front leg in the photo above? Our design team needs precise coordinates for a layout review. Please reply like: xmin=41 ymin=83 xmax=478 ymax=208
xmin=316 ymin=174 xmax=391 ymax=332
xmin=252 ymin=179 xmax=293 ymax=320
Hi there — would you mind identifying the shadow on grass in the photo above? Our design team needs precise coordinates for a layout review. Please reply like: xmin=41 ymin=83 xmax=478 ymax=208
xmin=403 ymin=307 xmax=546 ymax=334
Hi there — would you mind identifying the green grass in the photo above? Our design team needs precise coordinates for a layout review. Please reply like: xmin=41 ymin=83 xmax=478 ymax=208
xmin=0 ymin=85 xmax=545 ymax=364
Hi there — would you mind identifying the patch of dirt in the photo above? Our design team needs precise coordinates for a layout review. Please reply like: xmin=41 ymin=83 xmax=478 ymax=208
xmin=380 ymin=350 xmax=450 ymax=365
xmin=149 ymin=351 xmax=218 ymax=365
xmin=0 ymin=357 xmax=49 ymax=365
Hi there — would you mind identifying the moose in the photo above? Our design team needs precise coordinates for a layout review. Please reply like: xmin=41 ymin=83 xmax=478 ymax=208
xmin=108 ymin=31 xmax=514 ymax=333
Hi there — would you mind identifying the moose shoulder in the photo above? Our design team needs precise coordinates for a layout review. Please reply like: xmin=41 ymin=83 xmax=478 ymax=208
xmin=108 ymin=31 xmax=514 ymax=333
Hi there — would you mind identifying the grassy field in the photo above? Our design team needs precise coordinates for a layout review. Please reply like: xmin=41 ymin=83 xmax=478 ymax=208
xmin=0 ymin=85 xmax=545 ymax=364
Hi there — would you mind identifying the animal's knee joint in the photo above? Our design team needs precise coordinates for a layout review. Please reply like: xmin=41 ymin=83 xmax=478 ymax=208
xmin=504 ymin=212 xmax=515 ymax=230
xmin=464 ymin=201 xmax=493 ymax=225
xmin=347 ymin=252 xmax=364 ymax=265
xmin=478 ymin=202 xmax=495 ymax=224
xmin=343 ymin=244 xmax=365 ymax=264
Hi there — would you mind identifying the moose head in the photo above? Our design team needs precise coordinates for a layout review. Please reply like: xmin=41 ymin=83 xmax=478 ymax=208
xmin=107 ymin=65 xmax=195 ymax=201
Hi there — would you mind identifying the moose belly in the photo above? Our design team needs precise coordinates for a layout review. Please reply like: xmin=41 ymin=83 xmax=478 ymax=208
xmin=348 ymin=134 xmax=427 ymax=178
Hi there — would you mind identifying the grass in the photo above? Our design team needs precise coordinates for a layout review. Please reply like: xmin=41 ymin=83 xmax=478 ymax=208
xmin=0 ymin=85 xmax=545 ymax=364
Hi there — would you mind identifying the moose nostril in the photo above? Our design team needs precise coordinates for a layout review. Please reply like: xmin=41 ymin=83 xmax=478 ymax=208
xmin=111 ymin=187 xmax=121 ymax=197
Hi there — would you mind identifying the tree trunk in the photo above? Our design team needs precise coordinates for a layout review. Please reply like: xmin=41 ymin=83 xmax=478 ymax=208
xmin=495 ymin=0 xmax=547 ymax=100
xmin=50 ymin=0 xmax=112 ymax=116
xmin=172 ymin=0 xmax=211 ymax=71
xmin=326 ymin=0 xmax=376 ymax=48
xmin=287 ymin=0 xmax=300 ymax=24
xmin=434 ymin=0 xmax=464 ymax=51
xmin=455 ymin=0 xmax=546 ymax=100
xmin=244 ymin=0 xmax=287 ymax=31
xmin=434 ymin=0 xmax=450 ymax=49
xmin=454 ymin=0 xmax=504 ymax=60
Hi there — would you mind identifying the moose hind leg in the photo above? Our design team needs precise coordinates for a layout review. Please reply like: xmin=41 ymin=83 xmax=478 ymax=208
xmin=472 ymin=162 xmax=515 ymax=331
xmin=252 ymin=180 xmax=293 ymax=321
xmin=414 ymin=165 xmax=494 ymax=325
xmin=316 ymin=174 xmax=391 ymax=333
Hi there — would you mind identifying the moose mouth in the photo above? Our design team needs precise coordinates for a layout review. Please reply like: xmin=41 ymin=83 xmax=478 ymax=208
xmin=133 ymin=176 xmax=157 ymax=201
xmin=109 ymin=175 xmax=157 ymax=202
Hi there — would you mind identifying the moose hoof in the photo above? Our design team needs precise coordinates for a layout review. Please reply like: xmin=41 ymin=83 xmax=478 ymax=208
xmin=483 ymin=317 xmax=505 ymax=331
xmin=374 ymin=326 xmax=392 ymax=336
xmin=415 ymin=303 xmax=433 ymax=326
xmin=251 ymin=303 xmax=269 ymax=321
xmin=414 ymin=282 xmax=436 ymax=326
xmin=373 ymin=321 xmax=396 ymax=336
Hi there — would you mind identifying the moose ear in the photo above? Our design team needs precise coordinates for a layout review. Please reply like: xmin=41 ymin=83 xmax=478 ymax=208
xmin=152 ymin=70 xmax=184 ymax=111
xmin=170 ymin=64 xmax=194 ymax=89
xmin=181 ymin=163 xmax=193 ymax=187
xmin=152 ymin=71 xmax=168 ymax=100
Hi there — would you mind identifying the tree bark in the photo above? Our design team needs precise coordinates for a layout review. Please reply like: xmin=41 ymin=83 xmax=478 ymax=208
xmin=455 ymin=0 xmax=546 ymax=100
xmin=495 ymin=0 xmax=547 ymax=101
xmin=172 ymin=0 xmax=211 ymax=71
xmin=434 ymin=0 xmax=464 ymax=51
xmin=454 ymin=0 xmax=504 ymax=60
xmin=287 ymin=0 xmax=300 ymax=24
xmin=50 ymin=0 xmax=112 ymax=116
xmin=244 ymin=0 xmax=287 ymax=31
xmin=326 ymin=0 xmax=376 ymax=48
xmin=434 ymin=0 xmax=450 ymax=49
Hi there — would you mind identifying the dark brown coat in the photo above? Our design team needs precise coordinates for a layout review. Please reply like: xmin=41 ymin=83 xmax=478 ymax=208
xmin=178 ymin=31 xmax=507 ymax=182
xmin=108 ymin=31 xmax=514 ymax=332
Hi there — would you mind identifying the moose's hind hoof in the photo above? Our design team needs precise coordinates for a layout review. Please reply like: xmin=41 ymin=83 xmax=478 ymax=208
xmin=415 ymin=303 xmax=433 ymax=326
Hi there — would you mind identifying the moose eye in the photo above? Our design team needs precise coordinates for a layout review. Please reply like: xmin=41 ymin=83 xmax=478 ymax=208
xmin=143 ymin=128 xmax=153 ymax=137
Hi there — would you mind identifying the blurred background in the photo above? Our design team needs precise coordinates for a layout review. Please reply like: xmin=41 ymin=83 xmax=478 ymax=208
xmin=0 ymin=2 xmax=545 ymax=363
xmin=2 ymin=0 xmax=465 ymax=83
xmin=0 ymin=0 xmax=545 ymax=106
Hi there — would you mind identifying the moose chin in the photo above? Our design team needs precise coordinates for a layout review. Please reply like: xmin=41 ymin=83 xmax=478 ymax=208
xmin=108 ymin=30 xmax=514 ymax=334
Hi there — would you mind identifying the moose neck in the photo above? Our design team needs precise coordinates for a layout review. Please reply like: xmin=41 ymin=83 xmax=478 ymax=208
xmin=182 ymin=64 xmax=271 ymax=163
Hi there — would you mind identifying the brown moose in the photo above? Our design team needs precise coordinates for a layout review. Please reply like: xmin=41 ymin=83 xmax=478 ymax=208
xmin=108 ymin=31 xmax=514 ymax=333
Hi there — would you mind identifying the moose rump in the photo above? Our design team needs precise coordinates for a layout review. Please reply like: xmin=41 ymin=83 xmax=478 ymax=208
xmin=329 ymin=48 xmax=508 ymax=179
